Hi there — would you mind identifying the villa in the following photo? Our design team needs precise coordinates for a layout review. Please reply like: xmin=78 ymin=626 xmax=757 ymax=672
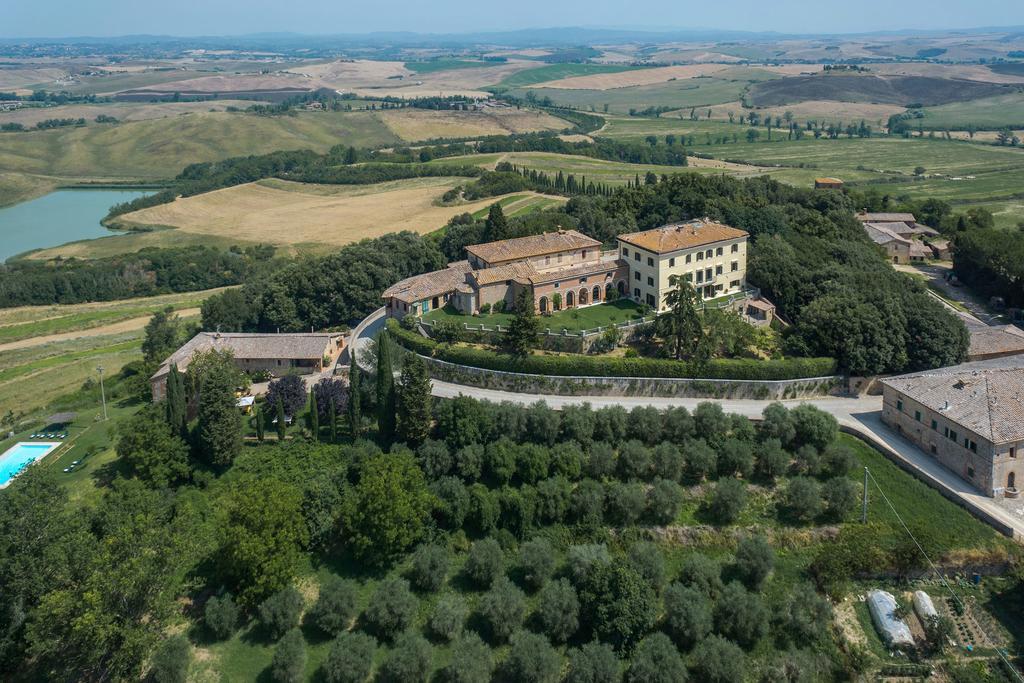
xmin=382 ymin=219 xmax=754 ymax=319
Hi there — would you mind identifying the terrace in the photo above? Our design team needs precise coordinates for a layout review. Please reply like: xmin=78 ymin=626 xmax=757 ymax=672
xmin=423 ymin=298 xmax=647 ymax=334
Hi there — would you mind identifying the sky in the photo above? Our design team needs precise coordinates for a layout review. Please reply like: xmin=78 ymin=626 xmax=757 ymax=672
xmin=4 ymin=0 xmax=1023 ymax=38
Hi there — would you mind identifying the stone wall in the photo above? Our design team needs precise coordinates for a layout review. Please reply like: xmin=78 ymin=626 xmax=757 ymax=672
xmin=422 ymin=355 xmax=842 ymax=400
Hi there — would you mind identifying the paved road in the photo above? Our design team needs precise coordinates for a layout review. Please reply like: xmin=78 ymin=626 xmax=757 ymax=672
xmin=895 ymin=263 xmax=1004 ymax=326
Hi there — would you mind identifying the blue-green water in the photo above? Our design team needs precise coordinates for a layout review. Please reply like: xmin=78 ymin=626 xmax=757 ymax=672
xmin=0 ymin=189 xmax=151 ymax=261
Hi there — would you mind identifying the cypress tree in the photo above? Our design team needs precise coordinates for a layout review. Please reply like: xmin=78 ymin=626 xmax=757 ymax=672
xmin=329 ymin=396 xmax=338 ymax=443
xmin=196 ymin=361 xmax=242 ymax=467
xmin=348 ymin=350 xmax=362 ymax=437
xmin=276 ymin=395 xmax=287 ymax=441
xmin=165 ymin=363 xmax=187 ymax=438
xmin=376 ymin=334 xmax=397 ymax=441
xmin=255 ymin=406 xmax=265 ymax=442
xmin=309 ymin=388 xmax=319 ymax=440
xmin=397 ymin=354 xmax=432 ymax=446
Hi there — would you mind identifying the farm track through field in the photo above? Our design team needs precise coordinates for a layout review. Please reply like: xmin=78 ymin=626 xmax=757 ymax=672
xmin=0 ymin=308 xmax=200 ymax=353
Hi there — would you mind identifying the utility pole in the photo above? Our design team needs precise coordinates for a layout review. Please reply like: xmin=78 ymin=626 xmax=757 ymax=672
xmin=861 ymin=467 xmax=869 ymax=523
xmin=97 ymin=365 xmax=108 ymax=421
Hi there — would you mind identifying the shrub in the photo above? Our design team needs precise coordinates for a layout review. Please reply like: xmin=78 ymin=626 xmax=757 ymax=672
xmin=503 ymin=630 xmax=562 ymax=683
xmin=309 ymin=577 xmax=358 ymax=635
xmin=566 ymin=641 xmax=621 ymax=683
xmin=578 ymin=562 xmax=657 ymax=652
xmin=717 ymin=439 xmax=754 ymax=478
xmin=790 ymin=404 xmax=838 ymax=452
xmin=432 ymin=476 xmax=470 ymax=529
xmin=363 ymin=577 xmax=418 ymax=641
xmin=617 ymin=440 xmax=652 ymax=481
xmin=409 ymin=543 xmax=449 ymax=592
xmin=150 ymin=635 xmax=191 ymax=683
xmin=663 ymin=583 xmax=712 ymax=650
xmin=572 ymin=479 xmax=606 ymax=526
xmin=265 ymin=374 xmax=308 ymax=418
xmin=651 ymin=442 xmax=683 ymax=481
xmin=516 ymin=443 xmax=551 ymax=483
xmin=205 ymin=593 xmax=240 ymax=641
xmin=820 ymin=444 xmax=857 ymax=478
xmin=455 ymin=444 xmax=485 ymax=482
xmin=708 ymin=479 xmax=746 ymax=525
xmin=323 ymin=631 xmax=376 ymax=683
xmin=593 ymin=407 xmax=628 ymax=446
xmin=678 ymin=554 xmax=723 ymax=599
xmin=537 ymin=578 xmax=580 ymax=642
xmin=733 ymin=535 xmax=774 ymax=590
xmin=713 ymin=582 xmax=769 ymax=649
xmin=568 ymin=543 xmax=612 ymax=584
xmin=647 ymin=479 xmax=684 ymax=525
xmin=518 ymin=537 xmax=556 ymax=590
xmin=485 ymin=438 xmax=517 ymax=484
xmin=755 ymin=438 xmax=788 ymax=480
xmin=465 ymin=538 xmax=504 ymax=587
xmin=271 ymin=628 xmax=307 ymax=683
xmin=469 ymin=484 xmax=500 ymax=534
xmin=586 ymin=443 xmax=617 ymax=479
xmin=690 ymin=634 xmax=745 ymax=683
xmin=445 ymin=633 xmax=493 ymax=683
xmin=417 ymin=439 xmax=453 ymax=479
xmin=259 ymin=586 xmax=304 ymax=639
xmin=379 ymin=630 xmax=432 ymax=683
xmin=535 ymin=476 xmax=571 ymax=523
xmin=823 ymin=476 xmax=858 ymax=521
xmin=606 ymin=482 xmax=646 ymax=526
xmin=478 ymin=576 xmax=526 ymax=643
xmin=626 ymin=633 xmax=687 ymax=683
xmin=561 ymin=404 xmax=596 ymax=446
xmin=785 ymin=477 xmax=823 ymax=522
xmin=430 ymin=594 xmax=468 ymax=641
xmin=628 ymin=542 xmax=667 ymax=591
xmin=627 ymin=406 xmax=663 ymax=446
xmin=550 ymin=441 xmax=584 ymax=479
xmin=685 ymin=440 xmax=717 ymax=480
xmin=778 ymin=584 xmax=832 ymax=645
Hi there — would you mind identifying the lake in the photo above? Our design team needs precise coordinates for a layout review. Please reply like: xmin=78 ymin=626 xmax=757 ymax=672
xmin=0 ymin=189 xmax=151 ymax=262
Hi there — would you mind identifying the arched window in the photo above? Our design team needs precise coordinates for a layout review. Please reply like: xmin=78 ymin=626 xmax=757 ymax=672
xmin=566 ymin=290 xmax=575 ymax=307
xmin=617 ymin=280 xmax=626 ymax=295
xmin=539 ymin=296 xmax=548 ymax=314
xmin=579 ymin=288 xmax=589 ymax=305
xmin=592 ymin=285 xmax=601 ymax=302
xmin=1009 ymin=471 xmax=1017 ymax=490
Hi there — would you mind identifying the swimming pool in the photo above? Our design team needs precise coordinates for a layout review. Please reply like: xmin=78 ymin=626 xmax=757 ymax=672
xmin=0 ymin=442 xmax=59 ymax=487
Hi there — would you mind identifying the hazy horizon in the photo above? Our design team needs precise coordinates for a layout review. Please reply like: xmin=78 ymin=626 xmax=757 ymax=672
xmin=5 ymin=0 xmax=1023 ymax=40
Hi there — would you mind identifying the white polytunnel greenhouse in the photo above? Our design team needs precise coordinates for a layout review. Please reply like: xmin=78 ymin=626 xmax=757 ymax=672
xmin=867 ymin=590 xmax=914 ymax=649
xmin=912 ymin=590 xmax=939 ymax=624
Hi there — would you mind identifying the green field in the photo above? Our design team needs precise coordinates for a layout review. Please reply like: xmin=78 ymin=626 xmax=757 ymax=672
xmin=916 ymin=93 xmax=1024 ymax=130
xmin=0 ymin=110 xmax=400 ymax=182
xmin=495 ymin=63 xmax=650 ymax=90
xmin=510 ymin=78 xmax=748 ymax=115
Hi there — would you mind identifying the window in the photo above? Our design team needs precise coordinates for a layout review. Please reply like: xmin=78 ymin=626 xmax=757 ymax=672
xmin=696 ymin=252 xmax=703 ymax=261
xmin=731 ymin=260 xmax=739 ymax=272
xmin=669 ymin=257 xmax=675 ymax=267
xmin=634 ymin=287 xmax=641 ymax=298
xmin=949 ymin=430 xmax=958 ymax=443
xmin=558 ymin=254 xmax=563 ymax=263
xmin=705 ymin=249 xmax=713 ymax=259
xmin=646 ymin=294 xmax=655 ymax=306
xmin=968 ymin=467 xmax=975 ymax=479
xmin=896 ymin=399 xmax=903 ymax=412
xmin=685 ymin=254 xmax=692 ymax=264
xmin=554 ymin=282 xmax=559 ymax=289
xmin=582 ymin=250 xmax=588 ymax=259
xmin=696 ymin=271 xmax=704 ymax=283
xmin=647 ymin=276 xmax=654 ymax=286
xmin=623 ymin=248 xmax=629 ymax=257
xmin=930 ymin=445 xmax=937 ymax=455
xmin=915 ymin=410 xmax=921 ymax=422
xmin=705 ymin=268 xmax=713 ymax=280
xmin=715 ymin=265 xmax=723 ymax=275
xmin=731 ymin=243 xmax=739 ymax=253
xmin=634 ymin=272 xmax=640 ymax=281
xmin=931 ymin=419 xmax=937 ymax=430
xmin=634 ymin=252 xmax=640 ymax=262
xmin=729 ymin=279 xmax=740 ymax=289
xmin=967 ymin=439 xmax=977 ymax=453
xmin=647 ymin=257 xmax=654 ymax=266
xmin=716 ymin=247 xmax=723 ymax=256
xmin=545 ymin=255 xmax=550 ymax=265
xmin=1012 ymin=447 xmax=1017 ymax=458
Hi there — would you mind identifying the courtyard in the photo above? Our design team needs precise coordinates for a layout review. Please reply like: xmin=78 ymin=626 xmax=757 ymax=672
xmin=423 ymin=298 xmax=648 ymax=333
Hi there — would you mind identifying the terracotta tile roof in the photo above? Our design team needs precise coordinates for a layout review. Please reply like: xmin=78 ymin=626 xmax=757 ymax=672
xmin=471 ymin=261 xmax=538 ymax=286
xmin=382 ymin=260 xmax=471 ymax=303
xmin=528 ymin=256 xmax=625 ymax=285
xmin=881 ymin=363 xmax=1024 ymax=443
xmin=910 ymin=242 xmax=932 ymax=258
xmin=863 ymin=223 xmax=910 ymax=246
xmin=968 ymin=325 xmax=1024 ymax=359
xmin=856 ymin=212 xmax=916 ymax=223
xmin=152 ymin=332 xmax=340 ymax=380
xmin=466 ymin=230 xmax=601 ymax=265
xmin=618 ymin=220 xmax=748 ymax=254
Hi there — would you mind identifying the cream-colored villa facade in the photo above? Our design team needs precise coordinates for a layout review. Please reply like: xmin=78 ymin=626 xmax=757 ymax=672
xmin=382 ymin=220 xmax=751 ymax=319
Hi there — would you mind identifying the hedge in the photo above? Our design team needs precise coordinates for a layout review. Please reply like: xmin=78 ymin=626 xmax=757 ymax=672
xmin=387 ymin=319 xmax=838 ymax=381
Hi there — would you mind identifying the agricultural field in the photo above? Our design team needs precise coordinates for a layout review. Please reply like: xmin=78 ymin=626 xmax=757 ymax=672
xmin=746 ymin=73 xmax=1009 ymax=107
xmin=110 ymin=177 xmax=557 ymax=248
xmin=509 ymin=78 xmax=753 ymax=115
xmin=377 ymin=107 xmax=568 ymax=140
xmin=404 ymin=59 xmax=494 ymax=74
xmin=0 ymin=99 xmax=257 ymax=127
xmin=913 ymin=92 xmax=1024 ymax=131
xmin=0 ymin=289 xmax=215 ymax=417
xmin=494 ymin=63 xmax=649 ymax=90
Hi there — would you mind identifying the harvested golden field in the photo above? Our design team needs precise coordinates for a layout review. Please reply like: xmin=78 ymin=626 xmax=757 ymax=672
xmin=0 ymin=66 xmax=69 ymax=89
xmin=379 ymin=108 xmax=567 ymax=141
xmin=534 ymin=64 xmax=730 ymax=90
xmin=121 ymin=72 xmax=306 ymax=95
xmin=114 ymin=178 xmax=553 ymax=247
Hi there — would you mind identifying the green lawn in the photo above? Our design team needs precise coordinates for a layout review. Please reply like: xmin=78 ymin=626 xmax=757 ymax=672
xmin=424 ymin=298 xmax=646 ymax=333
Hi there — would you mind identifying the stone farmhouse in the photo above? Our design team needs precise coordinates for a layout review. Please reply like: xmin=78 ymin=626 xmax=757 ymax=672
xmin=382 ymin=219 xmax=754 ymax=319
xmin=880 ymin=358 xmax=1024 ymax=497
xmin=855 ymin=211 xmax=947 ymax=264
xmin=151 ymin=332 xmax=344 ymax=401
